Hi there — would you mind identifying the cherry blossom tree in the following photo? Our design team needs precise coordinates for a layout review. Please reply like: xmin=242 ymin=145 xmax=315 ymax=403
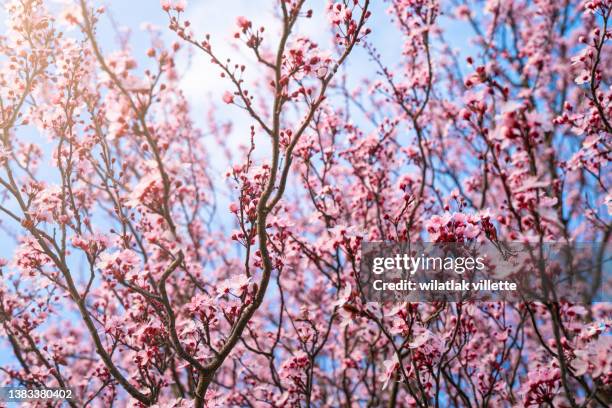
xmin=0 ymin=0 xmax=610 ymax=407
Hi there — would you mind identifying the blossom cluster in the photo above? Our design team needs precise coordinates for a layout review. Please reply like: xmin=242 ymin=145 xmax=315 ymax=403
xmin=0 ymin=0 xmax=609 ymax=407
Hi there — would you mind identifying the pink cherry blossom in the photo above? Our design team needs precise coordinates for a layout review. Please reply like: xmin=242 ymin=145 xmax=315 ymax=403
xmin=235 ymin=16 xmax=251 ymax=33
xmin=222 ymin=90 xmax=234 ymax=104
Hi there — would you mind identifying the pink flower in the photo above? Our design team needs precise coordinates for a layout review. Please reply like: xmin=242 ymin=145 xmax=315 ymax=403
xmin=222 ymin=91 xmax=234 ymax=104
xmin=216 ymin=274 xmax=252 ymax=297
xmin=408 ymin=326 xmax=432 ymax=349
xmin=456 ymin=5 xmax=471 ymax=19
xmin=174 ymin=0 xmax=187 ymax=12
xmin=574 ymin=69 xmax=590 ymax=85
xmin=96 ymin=249 xmax=140 ymax=279
xmin=522 ymin=366 xmax=561 ymax=406
xmin=380 ymin=357 xmax=399 ymax=390
xmin=236 ymin=16 xmax=251 ymax=33
xmin=161 ymin=0 xmax=186 ymax=12
xmin=331 ymin=283 xmax=352 ymax=308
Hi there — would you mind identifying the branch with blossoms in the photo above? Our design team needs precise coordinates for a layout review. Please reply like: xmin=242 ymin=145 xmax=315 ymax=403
xmin=1 ymin=0 xmax=218 ymax=405
xmin=165 ymin=0 xmax=371 ymax=404
xmin=0 ymin=0 xmax=610 ymax=407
